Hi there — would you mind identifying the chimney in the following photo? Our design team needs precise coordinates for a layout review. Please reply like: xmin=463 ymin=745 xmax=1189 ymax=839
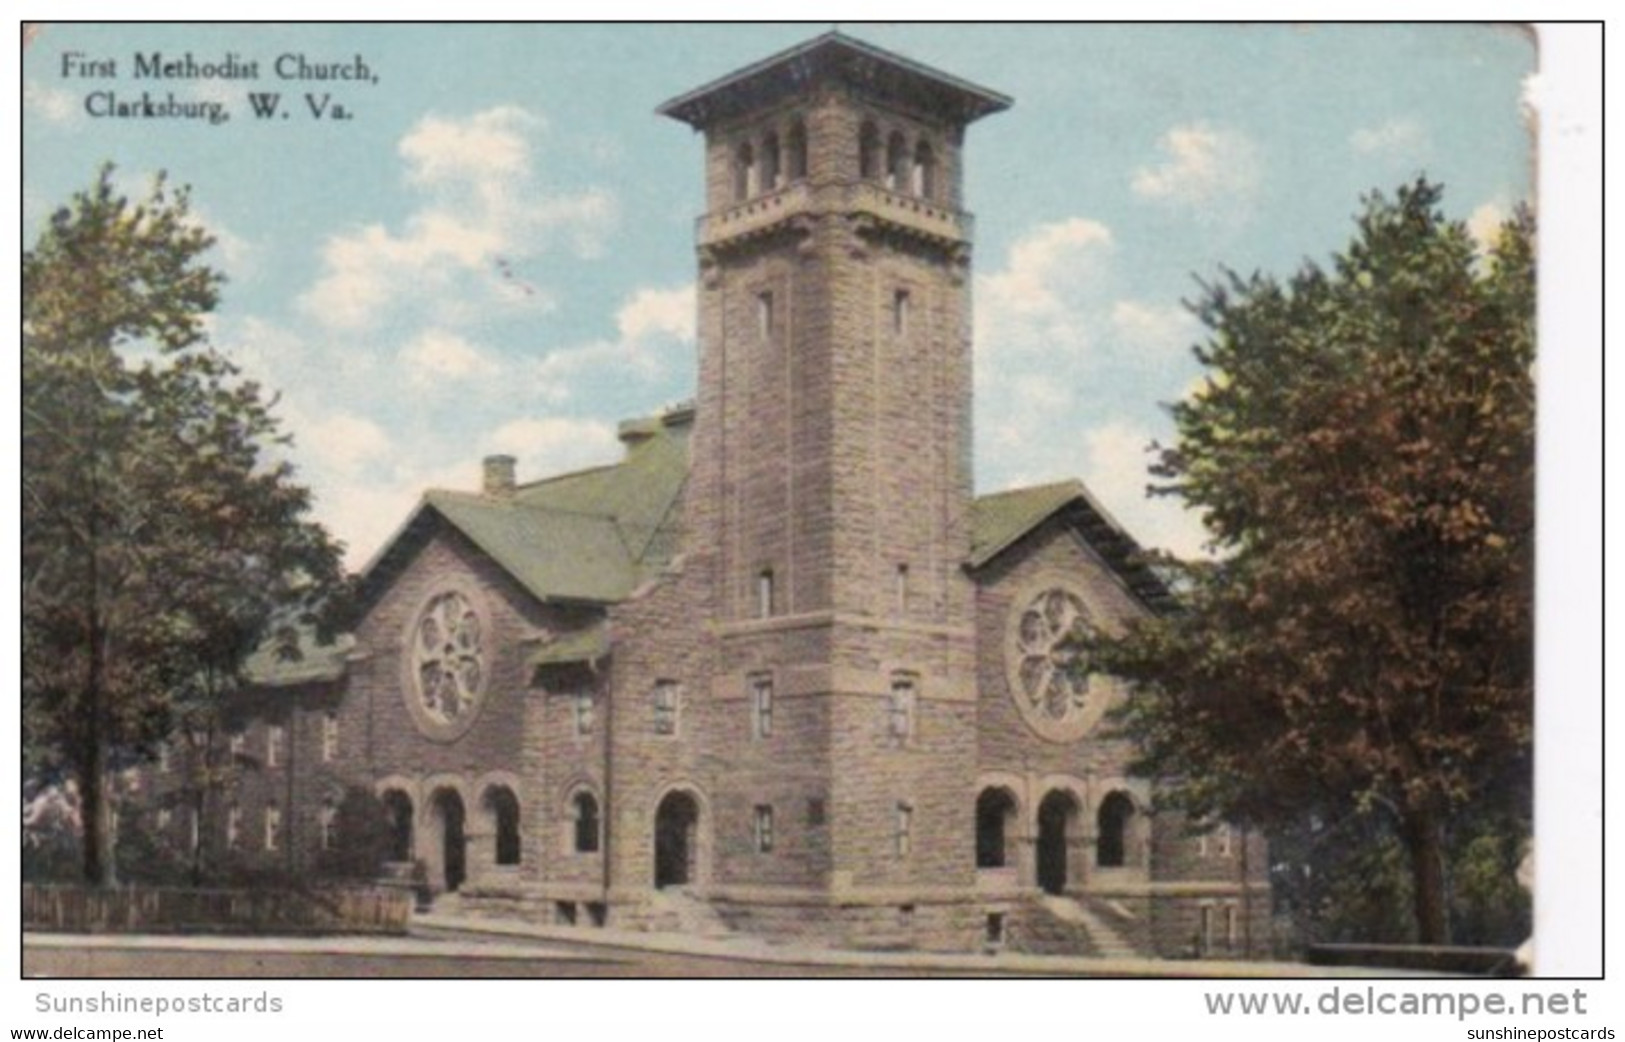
xmin=482 ymin=455 xmax=516 ymax=498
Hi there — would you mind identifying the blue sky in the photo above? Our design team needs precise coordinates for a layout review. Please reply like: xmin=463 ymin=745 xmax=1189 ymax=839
xmin=23 ymin=23 xmax=1537 ymax=567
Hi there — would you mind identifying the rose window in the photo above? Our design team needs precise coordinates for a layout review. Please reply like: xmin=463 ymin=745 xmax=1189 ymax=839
xmin=1005 ymin=584 xmax=1111 ymax=742
xmin=412 ymin=591 xmax=486 ymax=726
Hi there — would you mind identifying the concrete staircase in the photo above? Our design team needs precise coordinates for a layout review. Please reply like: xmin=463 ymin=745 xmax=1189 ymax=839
xmin=1037 ymin=895 xmax=1141 ymax=959
xmin=644 ymin=889 xmax=735 ymax=938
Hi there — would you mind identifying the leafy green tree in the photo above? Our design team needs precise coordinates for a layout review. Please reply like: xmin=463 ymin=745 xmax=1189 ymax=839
xmin=1106 ymin=180 xmax=1534 ymax=945
xmin=23 ymin=166 xmax=348 ymax=886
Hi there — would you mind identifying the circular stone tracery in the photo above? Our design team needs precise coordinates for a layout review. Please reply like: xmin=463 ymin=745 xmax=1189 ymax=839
xmin=408 ymin=590 xmax=487 ymax=737
xmin=1006 ymin=584 xmax=1109 ymax=743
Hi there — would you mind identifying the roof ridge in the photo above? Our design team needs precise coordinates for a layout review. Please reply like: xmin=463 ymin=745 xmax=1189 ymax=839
xmin=426 ymin=488 xmax=621 ymax=524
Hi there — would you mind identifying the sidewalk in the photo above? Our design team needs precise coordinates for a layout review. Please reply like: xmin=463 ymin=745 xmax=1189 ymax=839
xmin=410 ymin=911 xmax=1408 ymax=978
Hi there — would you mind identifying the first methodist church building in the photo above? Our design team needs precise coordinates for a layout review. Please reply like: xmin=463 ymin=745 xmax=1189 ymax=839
xmin=132 ymin=33 xmax=1267 ymax=957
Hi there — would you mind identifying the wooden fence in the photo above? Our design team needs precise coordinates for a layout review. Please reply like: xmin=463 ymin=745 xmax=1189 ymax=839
xmin=22 ymin=884 xmax=412 ymax=935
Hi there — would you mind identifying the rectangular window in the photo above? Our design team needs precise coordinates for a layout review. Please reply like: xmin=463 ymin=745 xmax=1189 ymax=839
xmin=893 ymin=289 xmax=910 ymax=336
xmin=757 ymin=568 xmax=775 ymax=618
xmin=889 ymin=675 xmax=917 ymax=745
xmin=653 ymin=681 xmax=681 ymax=736
xmin=121 ymin=766 xmax=140 ymax=793
xmin=806 ymin=798 xmax=826 ymax=827
xmin=895 ymin=803 xmax=913 ymax=857
xmin=895 ymin=563 xmax=909 ymax=614
xmin=754 ymin=804 xmax=774 ymax=853
xmin=1200 ymin=904 xmax=1215 ymax=953
xmin=264 ymin=805 xmax=282 ymax=852
xmin=1218 ymin=824 xmax=1233 ymax=858
xmin=757 ymin=292 xmax=774 ymax=340
xmin=322 ymin=712 xmax=339 ymax=762
xmin=156 ymin=808 xmax=172 ymax=833
xmin=229 ymin=729 xmax=246 ymax=757
xmin=321 ymin=801 xmax=338 ymax=852
xmin=1224 ymin=903 xmax=1238 ymax=949
xmin=157 ymin=741 xmax=171 ymax=774
xmin=188 ymin=807 xmax=200 ymax=851
xmin=574 ymin=691 xmax=596 ymax=737
xmin=751 ymin=674 xmax=773 ymax=739
xmin=226 ymin=805 xmax=242 ymax=849
xmin=267 ymin=724 xmax=284 ymax=768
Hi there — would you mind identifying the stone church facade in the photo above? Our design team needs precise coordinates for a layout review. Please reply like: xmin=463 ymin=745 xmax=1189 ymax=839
xmin=132 ymin=33 xmax=1268 ymax=957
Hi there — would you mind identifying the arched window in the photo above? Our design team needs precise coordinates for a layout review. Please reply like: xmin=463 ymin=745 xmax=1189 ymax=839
xmin=761 ymin=133 xmax=781 ymax=192
xmin=1096 ymin=790 xmax=1135 ymax=868
xmin=786 ymin=121 xmax=808 ymax=181
xmin=734 ymin=141 xmax=755 ymax=202
xmin=912 ymin=141 xmax=936 ymax=199
xmin=885 ymin=132 xmax=908 ymax=192
xmin=485 ymin=786 xmax=521 ymax=866
xmin=975 ymin=787 xmax=1019 ymax=869
xmin=858 ymin=122 xmax=881 ymax=180
xmin=572 ymin=791 xmax=600 ymax=853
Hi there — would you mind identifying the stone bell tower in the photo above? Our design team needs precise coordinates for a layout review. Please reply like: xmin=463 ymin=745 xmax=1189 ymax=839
xmin=660 ymin=34 xmax=1009 ymax=936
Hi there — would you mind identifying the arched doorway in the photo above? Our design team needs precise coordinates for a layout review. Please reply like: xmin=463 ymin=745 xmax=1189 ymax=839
xmin=483 ymin=786 xmax=521 ymax=867
xmin=1096 ymin=791 xmax=1135 ymax=868
xmin=975 ymin=787 xmax=1019 ymax=869
xmin=654 ymin=790 xmax=700 ymax=889
xmin=382 ymin=790 xmax=414 ymax=863
xmin=1037 ymin=790 xmax=1080 ymax=895
xmin=429 ymin=788 xmax=467 ymax=892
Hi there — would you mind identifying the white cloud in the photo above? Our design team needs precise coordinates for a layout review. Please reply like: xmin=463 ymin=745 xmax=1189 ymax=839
xmin=400 ymin=329 xmax=499 ymax=388
xmin=1110 ymin=300 xmax=1198 ymax=358
xmin=297 ymin=412 xmax=392 ymax=477
xmin=1078 ymin=423 xmax=1210 ymax=559
xmin=483 ymin=417 xmax=620 ymax=478
xmin=617 ymin=285 xmax=697 ymax=345
xmin=976 ymin=218 xmax=1114 ymax=356
xmin=1349 ymin=117 xmax=1431 ymax=159
xmin=1131 ymin=123 xmax=1261 ymax=207
xmin=24 ymin=79 xmax=76 ymax=122
xmin=399 ymin=106 xmax=542 ymax=187
xmin=297 ymin=105 xmax=616 ymax=332
xmin=531 ymin=284 xmax=694 ymax=402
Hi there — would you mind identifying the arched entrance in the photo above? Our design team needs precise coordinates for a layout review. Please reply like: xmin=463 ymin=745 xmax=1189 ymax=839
xmin=1096 ymin=790 xmax=1135 ymax=868
xmin=1037 ymin=790 xmax=1080 ymax=895
xmin=382 ymin=790 xmax=414 ymax=863
xmin=975 ymin=787 xmax=1020 ymax=869
xmin=428 ymin=788 xmax=467 ymax=892
xmin=654 ymin=790 xmax=701 ymax=889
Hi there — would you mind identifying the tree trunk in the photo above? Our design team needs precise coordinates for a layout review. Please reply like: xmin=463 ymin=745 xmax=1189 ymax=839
xmin=1401 ymin=804 xmax=1449 ymax=944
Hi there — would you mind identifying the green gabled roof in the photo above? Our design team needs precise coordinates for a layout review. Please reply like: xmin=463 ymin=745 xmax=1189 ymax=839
xmin=357 ymin=410 xmax=691 ymax=611
xmin=970 ymin=480 xmax=1088 ymax=567
xmin=243 ymin=628 xmax=354 ymax=688
xmin=970 ymin=479 xmax=1173 ymax=610
xmin=424 ymin=491 xmax=637 ymax=604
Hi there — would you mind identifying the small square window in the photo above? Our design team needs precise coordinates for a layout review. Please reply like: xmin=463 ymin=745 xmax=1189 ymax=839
xmin=751 ymin=674 xmax=774 ymax=739
xmin=757 ymin=569 xmax=775 ymax=618
xmin=757 ymin=292 xmax=774 ymax=340
xmin=755 ymin=804 xmax=775 ymax=853
xmin=264 ymin=805 xmax=282 ymax=851
xmin=653 ymin=681 xmax=681 ymax=736
xmin=574 ymin=691 xmax=596 ymax=737
xmin=889 ymin=675 xmax=917 ymax=745
xmin=322 ymin=712 xmax=340 ymax=762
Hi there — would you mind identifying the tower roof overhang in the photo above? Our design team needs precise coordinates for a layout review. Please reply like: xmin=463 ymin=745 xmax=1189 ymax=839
xmin=658 ymin=31 xmax=1011 ymax=130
